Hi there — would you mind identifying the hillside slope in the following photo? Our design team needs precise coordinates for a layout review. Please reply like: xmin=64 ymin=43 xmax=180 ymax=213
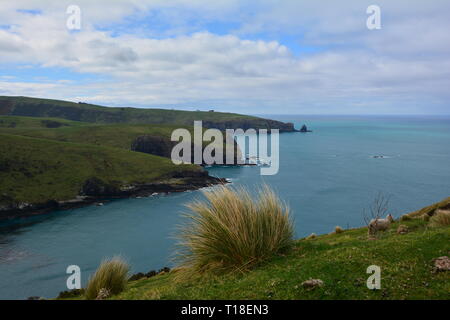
xmin=0 ymin=133 xmax=220 ymax=219
xmin=0 ymin=116 xmax=242 ymax=164
xmin=0 ymin=96 xmax=297 ymax=132
xmin=106 ymin=218 xmax=450 ymax=300
xmin=0 ymin=117 xmax=181 ymax=150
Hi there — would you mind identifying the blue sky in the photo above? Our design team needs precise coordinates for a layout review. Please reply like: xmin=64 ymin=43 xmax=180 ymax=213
xmin=0 ymin=0 xmax=449 ymax=115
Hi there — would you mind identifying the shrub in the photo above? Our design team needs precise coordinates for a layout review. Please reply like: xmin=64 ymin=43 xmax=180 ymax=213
xmin=176 ymin=184 xmax=294 ymax=276
xmin=85 ymin=256 xmax=130 ymax=300
xmin=429 ymin=210 xmax=450 ymax=228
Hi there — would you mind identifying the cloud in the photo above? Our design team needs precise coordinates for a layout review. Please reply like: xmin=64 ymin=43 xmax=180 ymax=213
xmin=0 ymin=0 xmax=449 ymax=114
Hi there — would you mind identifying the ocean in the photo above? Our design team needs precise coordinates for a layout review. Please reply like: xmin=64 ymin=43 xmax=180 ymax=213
xmin=1 ymin=115 xmax=449 ymax=299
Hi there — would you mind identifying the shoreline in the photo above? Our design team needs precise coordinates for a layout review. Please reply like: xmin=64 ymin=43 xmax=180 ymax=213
xmin=0 ymin=173 xmax=226 ymax=222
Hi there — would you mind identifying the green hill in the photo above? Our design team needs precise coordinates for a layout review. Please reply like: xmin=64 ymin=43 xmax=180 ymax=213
xmin=0 ymin=132 xmax=214 ymax=219
xmin=60 ymin=207 xmax=450 ymax=300
xmin=0 ymin=115 xmax=88 ymax=129
xmin=0 ymin=96 xmax=297 ymax=131
xmin=0 ymin=95 xmax=296 ymax=218
xmin=0 ymin=116 xmax=182 ymax=150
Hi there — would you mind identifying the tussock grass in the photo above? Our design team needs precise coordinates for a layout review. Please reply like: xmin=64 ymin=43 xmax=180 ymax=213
xmin=400 ymin=214 xmax=412 ymax=221
xmin=429 ymin=210 xmax=450 ymax=227
xmin=176 ymin=185 xmax=294 ymax=277
xmin=85 ymin=256 xmax=130 ymax=300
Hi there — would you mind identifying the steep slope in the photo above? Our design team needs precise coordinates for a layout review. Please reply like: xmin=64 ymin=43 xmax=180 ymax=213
xmin=0 ymin=117 xmax=242 ymax=164
xmin=61 ymin=215 xmax=450 ymax=300
xmin=0 ymin=133 xmax=221 ymax=220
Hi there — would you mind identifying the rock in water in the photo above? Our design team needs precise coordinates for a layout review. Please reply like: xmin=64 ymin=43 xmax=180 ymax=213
xmin=300 ymin=124 xmax=311 ymax=132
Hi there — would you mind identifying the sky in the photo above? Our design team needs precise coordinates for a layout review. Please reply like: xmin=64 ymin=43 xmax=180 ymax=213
xmin=0 ymin=0 xmax=449 ymax=115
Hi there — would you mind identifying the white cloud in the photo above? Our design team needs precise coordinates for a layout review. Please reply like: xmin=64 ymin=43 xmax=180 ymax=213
xmin=0 ymin=0 xmax=449 ymax=114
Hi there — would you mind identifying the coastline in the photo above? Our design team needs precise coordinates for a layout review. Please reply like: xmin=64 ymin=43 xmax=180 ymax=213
xmin=0 ymin=172 xmax=226 ymax=222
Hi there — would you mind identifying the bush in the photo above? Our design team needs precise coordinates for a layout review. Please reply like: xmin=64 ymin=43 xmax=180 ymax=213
xmin=429 ymin=210 xmax=450 ymax=228
xmin=85 ymin=256 xmax=130 ymax=300
xmin=176 ymin=185 xmax=294 ymax=276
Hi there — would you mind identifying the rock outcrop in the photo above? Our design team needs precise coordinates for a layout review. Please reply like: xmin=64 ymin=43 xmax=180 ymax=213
xmin=131 ymin=135 xmax=174 ymax=158
xmin=202 ymin=119 xmax=298 ymax=132
xmin=300 ymin=124 xmax=312 ymax=132
xmin=131 ymin=134 xmax=242 ymax=165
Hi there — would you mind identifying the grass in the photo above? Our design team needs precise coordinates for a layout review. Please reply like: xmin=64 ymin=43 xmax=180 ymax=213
xmin=0 ymin=114 xmax=240 ymax=211
xmin=85 ymin=257 xmax=130 ymax=300
xmin=405 ymin=196 xmax=450 ymax=218
xmin=429 ymin=210 xmax=450 ymax=228
xmin=0 ymin=96 xmax=259 ymax=125
xmin=0 ymin=115 xmax=88 ymax=129
xmin=0 ymin=133 xmax=200 ymax=207
xmin=0 ymin=116 xmax=241 ymax=162
xmin=175 ymin=185 xmax=294 ymax=277
xmin=110 ymin=218 xmax=449 ymax=300
xmin=58 ymin=198 xmax=450 ymax=300
xmin=0 ymin=120 xmax=184 ymax=150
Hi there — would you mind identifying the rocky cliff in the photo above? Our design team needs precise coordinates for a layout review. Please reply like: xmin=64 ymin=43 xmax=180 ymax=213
xmin=131 ymin=134 xmax=242 ymax=165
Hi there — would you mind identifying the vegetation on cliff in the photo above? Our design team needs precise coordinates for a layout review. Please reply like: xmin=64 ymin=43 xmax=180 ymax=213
xmin=63 ymin=197 xmax=449 ymax=300
xmin=0 ymin=94 xmax=298 ymax=217
xmin=0 ymin=96 xmax=297 ymax=131
xmin=0 ymin=132 xmax=204 ymax=216
xmin=1 ymin=91 xmax=300 ymax=217
xmin=175 ymin=185 xmax=294 ymax=277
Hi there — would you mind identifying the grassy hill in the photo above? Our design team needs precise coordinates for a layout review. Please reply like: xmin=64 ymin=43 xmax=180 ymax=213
xmin=0 ymin=96 xmax=297 ymax=131
xmin=0 ymin=132 xmax=204 ymax=214
xmin=62 ymin=215 xmax=449 ymax=300
xmin=0 ymin=96 xmax=296 ymax=218
xmin=0 ymin=116 xmax=182 ymax=150
xmin=0 ymin=115 xmax=88 ymax=129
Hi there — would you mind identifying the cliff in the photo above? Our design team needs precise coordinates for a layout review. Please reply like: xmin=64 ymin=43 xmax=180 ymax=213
xmin=0 ymin=133 xmax=224 ymax=220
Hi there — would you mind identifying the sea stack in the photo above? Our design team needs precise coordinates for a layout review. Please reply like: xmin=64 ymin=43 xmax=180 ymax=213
xmin=300 ymin=124 xmax=312 ymax=132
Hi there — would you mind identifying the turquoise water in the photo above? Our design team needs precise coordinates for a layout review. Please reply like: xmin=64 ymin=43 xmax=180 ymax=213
xmin=1 ymin=115 xmax=449 ymax=299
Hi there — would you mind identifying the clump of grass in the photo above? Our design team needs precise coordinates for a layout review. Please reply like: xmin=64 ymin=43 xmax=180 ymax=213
xmin=429 ymin=210 xmax=450 ymax=228
xmin=334 ymin=226 xmax=344 ymax=234
xmin=400 ymin=214 xmax=412 ymax=221
xmin=85 ymin=256 xmax=130 ymax=300
xmin=176 ymin=184 xmax=294 ymax=277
